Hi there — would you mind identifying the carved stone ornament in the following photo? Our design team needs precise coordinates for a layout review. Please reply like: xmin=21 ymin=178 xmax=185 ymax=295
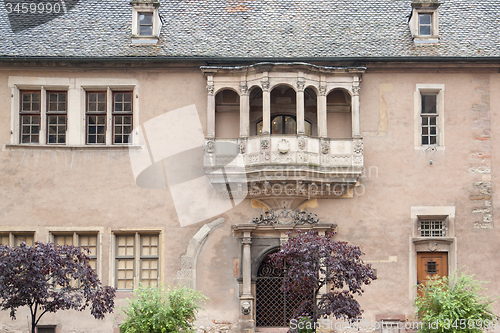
xmin=261 ymin=79 xmax=270 ymax=92
xmin=428 ymin=242 xmax=438 ymax=252
xmin=204 ymin=139 xmax=215 ymax=153
xmin=238 ymin=139 xmax=246 ymax=154
xmin=277 ymin=139 xmax=290 ymax=154
xmin=352 ymin=85 xmax=360 ymax=96
xmin=252 ymin=209 xmax=319 ymax=225
xmin=206 ymin=84 xmax=214 ymax=96
xmin=319 ymin=85 xmax=327 ymax=96
xmin=241 ymin=301 xmax=251 ymax=315
xmin=353 ymin=140 xmax=363 ymax=155
xmin=261 ymin=138 xmax=270 ymax=150
xmin=297 ymin=79 xmax=306 ymax=92
xmin=320 ymin=138 xmax=330 ymax=155
xmin=240 ymin=83 xmax=248 ymax=95
xmin=298 ymin=136 xmax=306 ymax=150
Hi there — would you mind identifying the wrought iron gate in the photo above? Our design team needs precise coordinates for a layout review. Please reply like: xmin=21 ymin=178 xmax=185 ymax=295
xmin=255 ymin=255 xmax=309 ymax=327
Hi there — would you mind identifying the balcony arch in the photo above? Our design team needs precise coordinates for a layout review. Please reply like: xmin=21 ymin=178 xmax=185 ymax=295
xmin=249 ymin=86 xmax=263 ymax=136
xmin=327 ymin=88 xmax=352 ymax=139
xmin=215 ymin=88 xmax=240 ymax=138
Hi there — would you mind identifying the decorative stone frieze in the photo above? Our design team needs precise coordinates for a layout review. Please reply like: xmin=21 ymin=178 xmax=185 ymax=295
xmin=320 ymin=138 xmax=330 ymax=154
xmin=252 ymin=209 xmax=319 ymax=225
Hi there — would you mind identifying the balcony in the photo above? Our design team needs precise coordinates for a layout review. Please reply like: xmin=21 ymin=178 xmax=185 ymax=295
xmin=204 ymin=135 xmax=363 ymax=199
xmin=201 ymin=63 xmax=365 ymax=199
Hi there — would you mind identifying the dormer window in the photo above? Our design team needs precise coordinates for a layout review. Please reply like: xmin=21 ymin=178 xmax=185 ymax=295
xmin=409 ymin=0 xmax=440 ymax=44
xmin=130 ymin=1 xmax=161 ymax=44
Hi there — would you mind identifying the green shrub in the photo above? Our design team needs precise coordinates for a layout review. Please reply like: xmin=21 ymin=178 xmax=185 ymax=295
xmin=120 ymin=284 xmax=207 ymax=333
xmin=415 ymin=272 xmax=497 ymax=333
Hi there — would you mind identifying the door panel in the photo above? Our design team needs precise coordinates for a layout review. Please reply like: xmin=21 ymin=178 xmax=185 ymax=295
xmin=417 ymin=252 xmax=448 ymax=295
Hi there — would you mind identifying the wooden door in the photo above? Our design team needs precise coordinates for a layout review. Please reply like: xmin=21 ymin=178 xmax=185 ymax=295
xmin=417 ymin=252 xmax=448 ymax=295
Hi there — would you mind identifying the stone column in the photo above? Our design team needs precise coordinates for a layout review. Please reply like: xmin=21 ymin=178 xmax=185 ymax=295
xmin=242 ymin=231 xmax=252 ymax=296
xmin=352 ymin=77 xmax=361 ymax=138
xmin=240 ymin=82 xmax=249 ymax=137
xmin=261 ymin=74 xmax=270 ymax=134
xmin=297 ymin=77 xmax=306 ymax=135
xmin=239 ymin=231 xmax=254 ymax=331
xmin=318 ymin=84 xmax=327 ymax=137
xmin=206 ymin=76 xmax=215 ymax=138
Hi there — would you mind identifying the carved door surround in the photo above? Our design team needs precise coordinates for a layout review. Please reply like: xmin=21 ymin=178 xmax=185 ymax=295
xmin=232 ymin=200 xmax=336 ymax=332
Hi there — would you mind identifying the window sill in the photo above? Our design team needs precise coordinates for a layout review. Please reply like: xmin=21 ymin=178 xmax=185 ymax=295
xmin=414 ymin=145 xmax=445 ymax=151
xmin=4 ymin=144 xmax=144 ymax=151
xmin=413 ymin=36 xmax=439 ymax=44
xmin=131 ymin=36 xmax=159 ymax=45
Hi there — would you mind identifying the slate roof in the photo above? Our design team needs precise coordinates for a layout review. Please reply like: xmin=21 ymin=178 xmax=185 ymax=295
xmin=0 ymin=0 xmax=499 ymax=60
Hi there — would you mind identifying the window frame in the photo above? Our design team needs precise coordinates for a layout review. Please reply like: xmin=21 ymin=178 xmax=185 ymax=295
xmin=85 ymin=91 xmax=107 ymax=145
xmin=418 ymin=12 xmax=433 ymax=36
xmin=114 ymin=232 xmax=161 ymax=290
xmin=46 ymin=90 xmax=68 ymax=145
xmin=414 ymin=84 xmax=445 ymax=150
xmin=112 ymin=91 xmax=134 ymax=145
xmin=19 ymin=90 xmax=42 ymax=144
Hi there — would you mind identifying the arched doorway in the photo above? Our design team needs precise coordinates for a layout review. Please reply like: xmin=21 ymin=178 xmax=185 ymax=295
xmin=255 ymin=252 xmax=310 ymax=328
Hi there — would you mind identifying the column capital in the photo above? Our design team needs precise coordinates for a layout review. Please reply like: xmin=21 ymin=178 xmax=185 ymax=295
xmin=206 ymin=84 xmax=214 ymax=96
xmin=261 ymin=79 xmax=270 ymax=92
xmin=297 ymin=79 xmax=306 ymax=92
xmin=352 ymin=82 xmax=360 ymax=96
xmin=239 ymin=82 xmax=248 ymax=96
xmin=319 ymin=85 xmax=327 ymax=96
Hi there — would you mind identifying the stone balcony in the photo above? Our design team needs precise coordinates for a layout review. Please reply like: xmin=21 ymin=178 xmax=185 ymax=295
xmin=204 ymin=135 xmax=363 ymax=199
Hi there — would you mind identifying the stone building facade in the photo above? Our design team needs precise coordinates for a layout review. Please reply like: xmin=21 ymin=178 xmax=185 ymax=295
xmin=1 ymin=0 xmax=500 ymax=332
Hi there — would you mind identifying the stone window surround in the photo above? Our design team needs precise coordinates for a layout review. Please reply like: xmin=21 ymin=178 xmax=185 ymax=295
xmin=409 ymin=1 xmax=440 ymax=44
xmin=409 ymin=206 xmax=456 ymax=302
xmin=47 ymin=227 xmax=104 ymax=280
xmin=109 ymin=228 xmax=164 ymax=291
xmin=414 ymin=84 xmax=445 ymax=150
xmin=201 ymin=63 xmax=364 ymax=140
xmin=7 ymin=76 xmax=139 ymax=148
xmin=131 ymin=2 xmax=162 ymax=44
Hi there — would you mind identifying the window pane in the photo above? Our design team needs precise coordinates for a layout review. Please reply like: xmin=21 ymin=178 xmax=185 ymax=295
xmin=20 ymin=115 xmax=40 ymax=144
xmin=54 ymin=235 xmax=73 ymax=246
xmin=14 ymin=235 xmax=33 ymax=247
xmin=419 ymin=13 xmax=431 ymax=24
xmin=80 ymin=235 xmax=97 ymax=257
xmin=141 ymin=235 xmax=158 ymax=256
xmin=284 ymin=116 xmax=296 ymax=134
xmin=117 ymin=235 xmax=134 ymax=256
xmin=0 ymin=235 xmax=9 ymax=245
xmin=271 ymin=116 xmax=283 ymax=134
xmin=47 ymin=115 xmax=66 ymax=144
xmin=139 ymin=13 xmax=153 ymax=35
xmin=421 ymin=94 xmax=437 ymax=114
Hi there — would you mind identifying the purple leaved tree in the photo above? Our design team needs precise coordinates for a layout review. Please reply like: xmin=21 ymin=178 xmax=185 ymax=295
xmin=0 ymin=242 xmax=115 ymax=333
xmin=269 ymin=230 xmax=376 ymax=324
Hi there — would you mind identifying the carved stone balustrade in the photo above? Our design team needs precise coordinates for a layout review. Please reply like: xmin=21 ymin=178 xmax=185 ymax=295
xmin=204 ymin=135 xmax=363 ymax=199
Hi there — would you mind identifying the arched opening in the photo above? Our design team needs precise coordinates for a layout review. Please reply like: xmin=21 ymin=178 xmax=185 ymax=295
xmin=215 ymin=89 xmax=240 ymax=138
xmin=249 ymin=86 xmax=263 ymax=136
xmin=255 ymin=251 xmax=311 ymax=328
xmin=327 ymin=88 xmax=352 ymax=138
xmin=304 ymin=86 xmax=318 ymax=136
